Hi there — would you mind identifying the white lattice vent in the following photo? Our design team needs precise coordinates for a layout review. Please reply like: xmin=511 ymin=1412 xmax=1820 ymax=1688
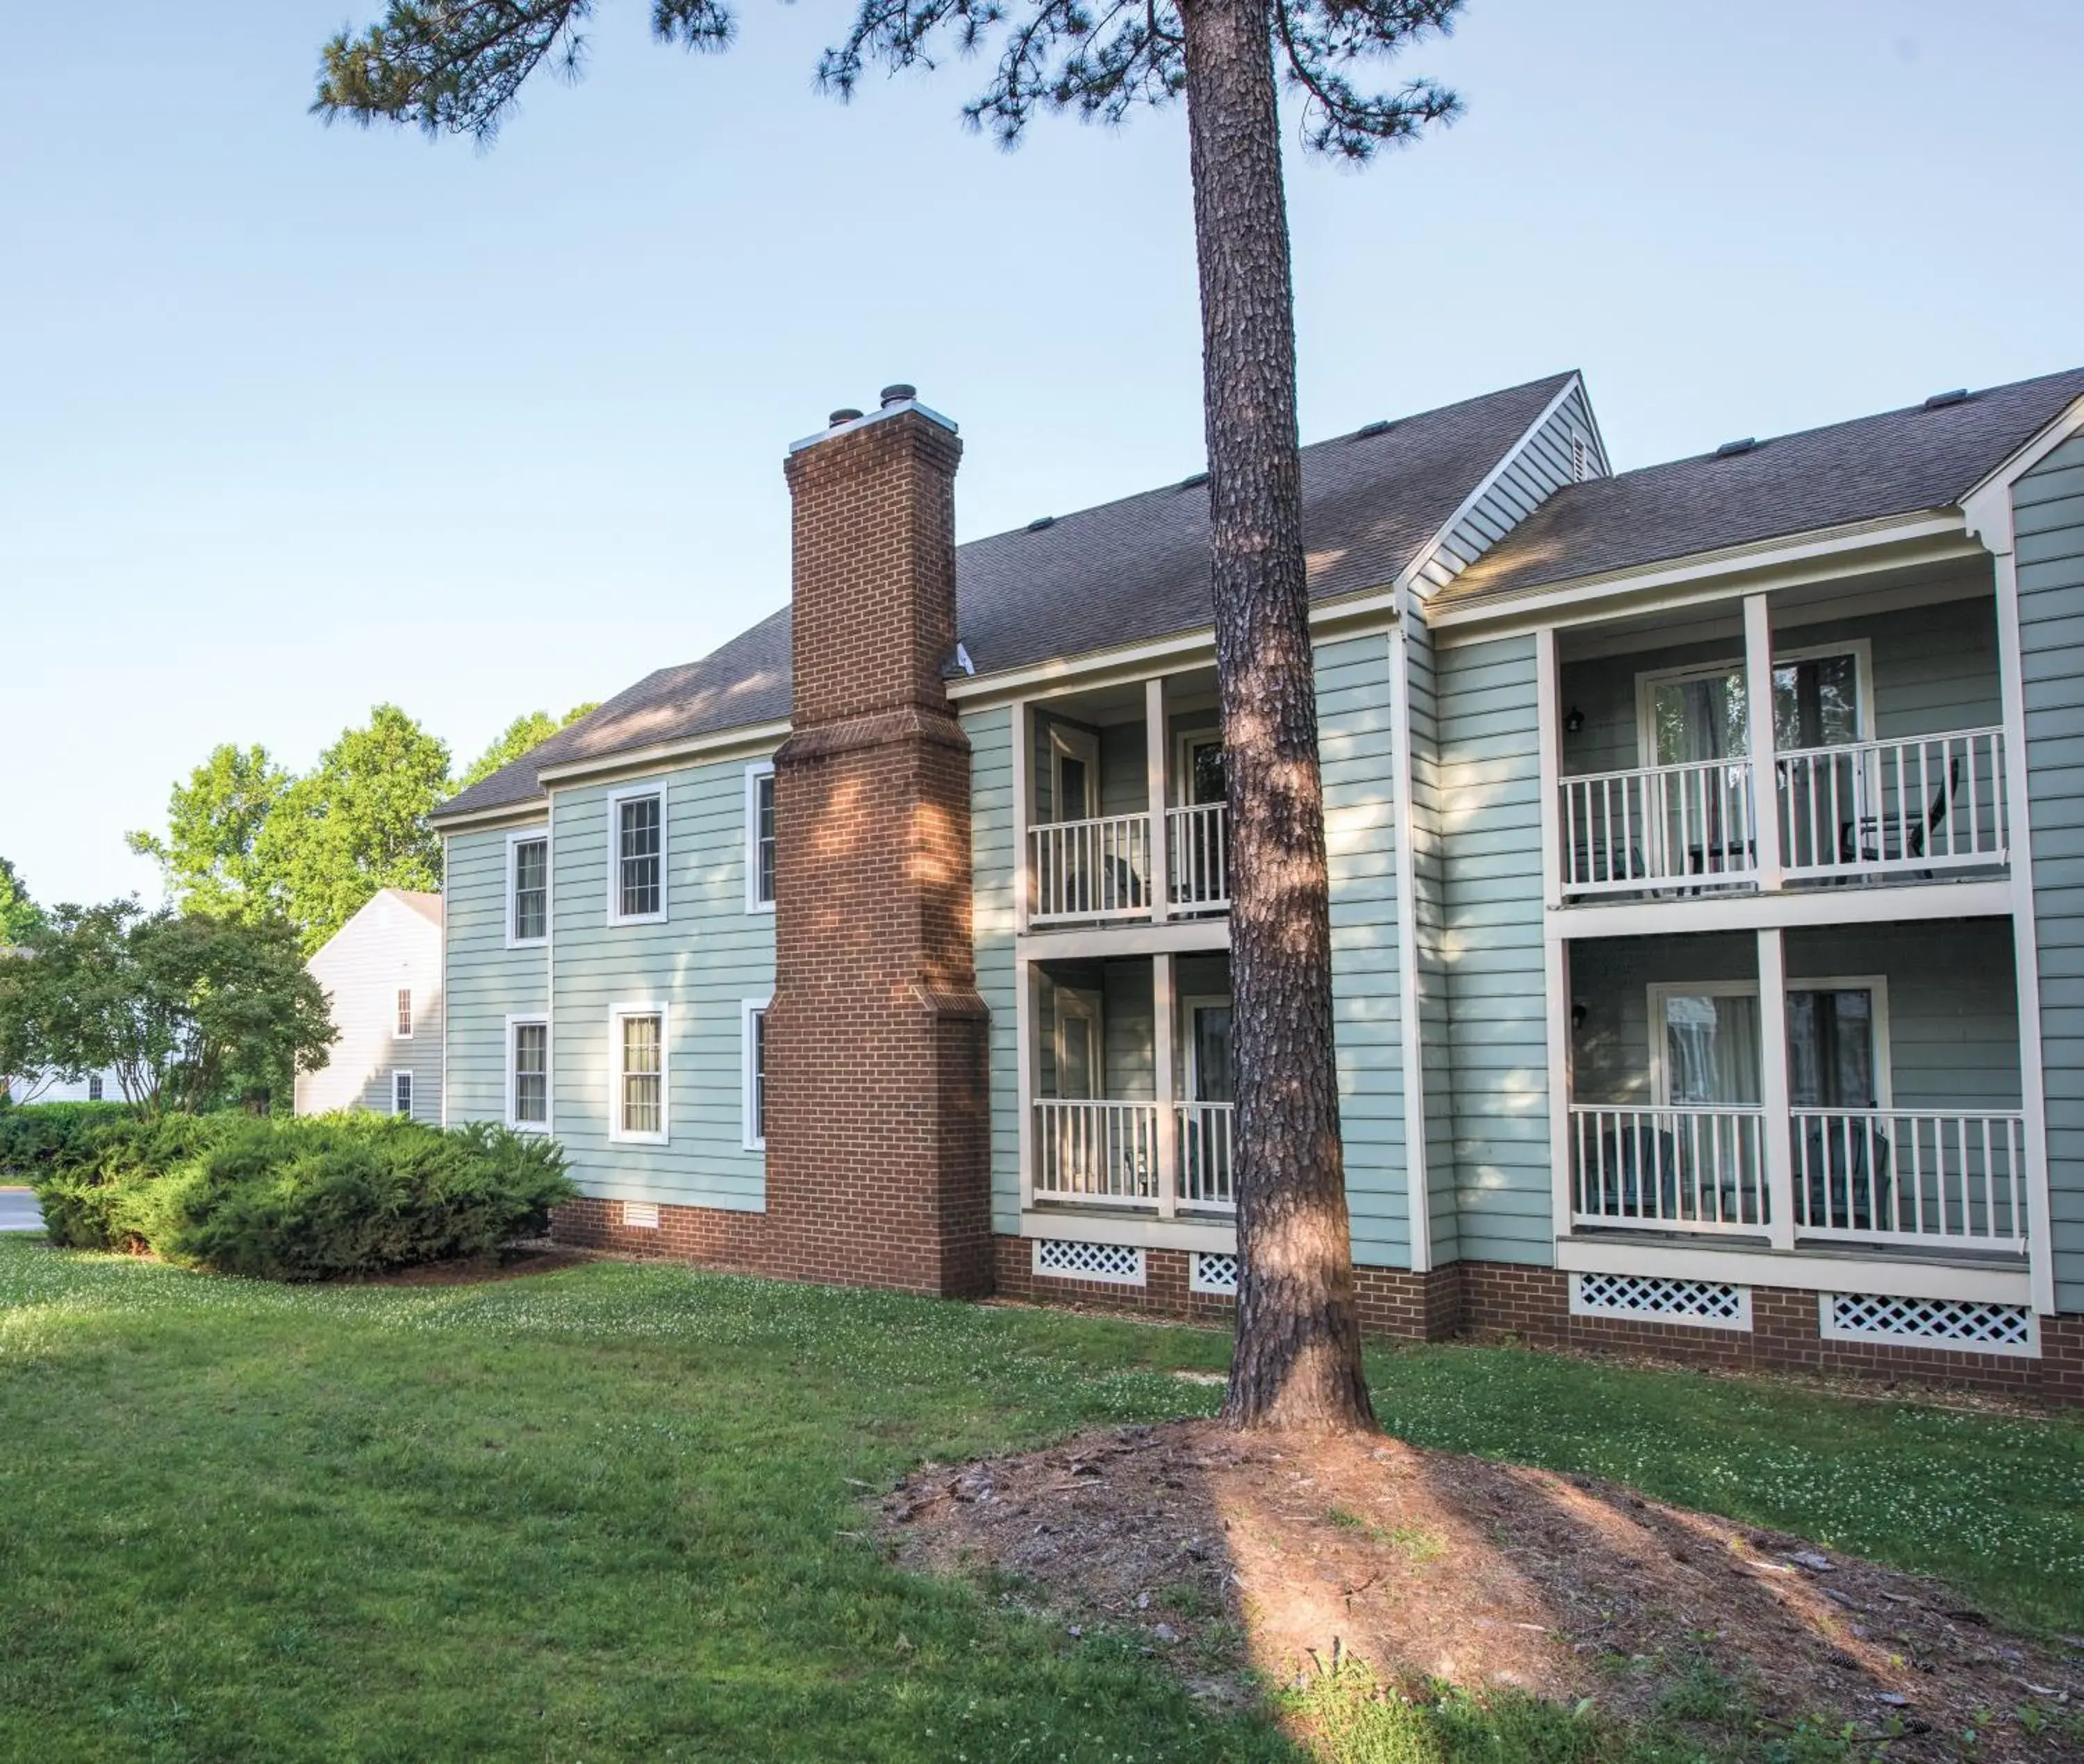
xmin=1571 ymin=1272 xmax=1751 ymax=1331
xmin=622 ymin=1201 xmax=660 ymax=1231
xmin=1032 ymin=1239 xmax=1146 ymax=1285
xmin=1822 ymin=1292 xmax=2036 ymax=1356
xmin=1190 ymin=1252 xmax=1240 ymax=1296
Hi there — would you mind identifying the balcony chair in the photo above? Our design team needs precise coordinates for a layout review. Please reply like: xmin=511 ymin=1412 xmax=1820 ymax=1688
xmin=1840 ymin=753 xmax=1962 ymax=875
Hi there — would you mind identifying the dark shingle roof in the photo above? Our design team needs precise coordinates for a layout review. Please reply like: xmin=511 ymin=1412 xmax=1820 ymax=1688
xmin=1438 ymin=367 xmax=2084 ymax=615
xmin=436 ymin=373 xmax=1573 ymax=820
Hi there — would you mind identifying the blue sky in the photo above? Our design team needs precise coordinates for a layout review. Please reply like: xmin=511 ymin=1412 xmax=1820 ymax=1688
xmin=2 ymin=0 xmax=2078 ymax=908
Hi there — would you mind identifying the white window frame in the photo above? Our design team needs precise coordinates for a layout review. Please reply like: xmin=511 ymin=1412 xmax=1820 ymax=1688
xmin=392 ymin=1070 xmax=415 ymax=1117
xmin=741 ymin=993 xmax=772 ymax=1151
xmin=506 ymin=1012 xmax=550 ymax=1134
xmin=394 ymin=987 xmax=413 ymax=1040
xmin=1647 ymin=975 xmax=1892 ymax=1108
xmin=605 ymin=785 xmax=668 ymax=927
xmin=607 ymin=1001 xmax=670 ymax=1145
xmin=1052 ymin=985 xmax=1102 ymax=1099
xmin=1173 ymin=728 xmax=1225 ymax=808
xmin=1632 ymin=639 xmax=1874 ymax=770
xmin=1181 ymin=992 xmax=1232 ymax=1102
xmin=744 ymin=761 xmax=777 ymax=915
xmin=1046 ymin=724 xmax=1100 ymax=822
xmin=506 ymin=827 xmax=550 ymax=949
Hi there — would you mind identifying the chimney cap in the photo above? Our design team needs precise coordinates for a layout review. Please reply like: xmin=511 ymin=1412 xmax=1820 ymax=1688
xmin=879 ymin=383 xmax=918 ymax=408
xmin=829 ymin=407 xmax=864 ymax=426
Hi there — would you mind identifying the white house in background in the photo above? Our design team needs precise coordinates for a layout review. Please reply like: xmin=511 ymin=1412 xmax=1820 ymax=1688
xmin=295 ymin=889 xmax=443 ymax=1123
xmin=26 ymin=1070 xmax=124 ymax=1105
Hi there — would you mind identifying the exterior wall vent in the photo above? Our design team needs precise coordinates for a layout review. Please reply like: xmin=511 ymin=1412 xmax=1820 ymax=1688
xmin=622 ymin=1201 xmax=660 ymax=1231
xmin=1032 ymin=1238 xmax=1146 ymax=1285
xmin=1189 ymin=1251 xmax=1240 ymax=1296
xmin=1571 ymin=1272 xmax=1751 ymax=1331
xmin=1821 ymin=1292 xmax=2036 ymax=1356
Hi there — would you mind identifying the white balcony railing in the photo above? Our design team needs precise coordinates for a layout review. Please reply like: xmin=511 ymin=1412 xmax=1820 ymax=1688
xmin=1559 ymin=759 xmax=1755 ymax=896
xmin=1168 ymin=802 xmax=1230 ymax=915
xmin=1029 ymin=815 xmax=1154 ymax=924
xmin=1792 ymin=1108 xmax=2027 ymax=1251
xmin=1569 ymin=1104 xmax=1769 ymax=1233
xmin=1178 ymin=1100 xmax=1235 ymax=1210
xmin=1778 ymin=729 xmax=2008 ymax=879
xmin=1032 ymin=1099 xmax=1160 ymax=1206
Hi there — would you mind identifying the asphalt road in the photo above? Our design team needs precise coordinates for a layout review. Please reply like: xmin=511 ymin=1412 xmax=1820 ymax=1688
xmin=0 ymin=1188 xmax=42 ymax=1233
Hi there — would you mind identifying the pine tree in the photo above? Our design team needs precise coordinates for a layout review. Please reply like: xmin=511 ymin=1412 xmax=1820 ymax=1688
xmin=316 ymin=0 xmax=1462 ymax=1432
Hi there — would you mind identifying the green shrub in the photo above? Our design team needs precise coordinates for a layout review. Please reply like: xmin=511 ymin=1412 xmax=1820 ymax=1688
xmin=0 ymin=1101 xmax=135 ymax=1185
xmin=22 ymin=1112 xmax=573 ymax=1279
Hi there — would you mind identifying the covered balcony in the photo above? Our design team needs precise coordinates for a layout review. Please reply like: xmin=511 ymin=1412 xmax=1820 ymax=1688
xmin=1552 ymin=569 xmax=2012 ymax=903
xmin=1562 ymin=921 xmax=2032 ymax=1264
xmin=1023 ymin=951 xmax=1235 ymax=1219
xmin=1018 ymin=670 xmax=1231 ymax=931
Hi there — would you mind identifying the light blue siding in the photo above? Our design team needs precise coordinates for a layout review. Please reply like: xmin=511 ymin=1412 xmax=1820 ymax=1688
xmin=444 ymin=827 xmax=548 ymax=1127
xmin=547 ymin=757 xmax=775 ymax=1210
xmin=1318 ymin=633 xmax=1408 ymax=1267
xmin=1437 ymin=633 xmax=1552 ymax=1264
xmin=1414 ymin=384 xmax=1601 ymax=596
xmin=2015 ymin=433 xmax=2084 ymax=1312
xmin=1403 ymin=613 xmax=1459 ymax=1263
xmin=966 ymin=707 xmax=1022 ymax=1232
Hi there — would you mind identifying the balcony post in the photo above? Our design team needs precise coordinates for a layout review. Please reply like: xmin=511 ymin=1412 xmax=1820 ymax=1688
xmin=1146 ymin=677 xmax=1171 ymax=922
xmin=1015 ymin=954 xmax=1035 ymax=1212
xmin=1152 ymin=951 xmax=1178 ymax=1216
xmin=1743 ymin=594 xmax=1785 ymax=890
xmin=1011 ymin=699 xmax=1033 ymax=934
xmin=1757 ymin=927 xmax=1796 ymax=1248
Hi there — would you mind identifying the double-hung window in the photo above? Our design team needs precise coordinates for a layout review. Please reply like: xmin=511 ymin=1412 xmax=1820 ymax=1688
xmin=608 ymin=787 xmax=665 ymax=924
xmin=745 ymin=763 xmax=776 ymax=912
xmin=395 ymin=988 xmax=413 ymax=1039
xmin=392 ymin=1071 xmax=415 ymax=1117
xmin=742 ymin=996 xmax=770 ymax=1150
xmin=610 ymin=1004 xmax=668 ymax=1144
xmin=508 ymin=833 xmax=549 ymax=946
xmin=509 ymin=1015 xmax=549 ymax=1131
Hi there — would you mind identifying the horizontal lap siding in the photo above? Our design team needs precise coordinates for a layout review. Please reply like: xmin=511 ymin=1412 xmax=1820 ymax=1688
xmin=445 ymin=830 xmax=547 ymax=1127
xmin=550 ymin=759 xmax=775 ymax=1211
xmin=1412 ymin=385 xmax=1599 ymax=596
xmin=1318 ymin=633 xmax=1407 ymax=1266
xmin=1405 ymin=613 xmax=1458 ymax=1263
xmin=1439 ymin=633 xmax=1552 ymax=1265
xmin=967 ymin=708 xmax=1021 ymax=1232
xmin=2016 ymin=435 xmax=2084 ymax=1312
xmin=299 ymin=898 xmax=444 ymax=1122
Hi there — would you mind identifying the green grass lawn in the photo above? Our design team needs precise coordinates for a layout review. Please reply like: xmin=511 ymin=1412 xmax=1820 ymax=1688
xmin=1 ymin=1237 xmax=2080 ymax=1763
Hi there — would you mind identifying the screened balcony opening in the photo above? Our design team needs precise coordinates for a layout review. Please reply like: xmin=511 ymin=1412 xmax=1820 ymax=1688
xmin=1024 ymin=670 xmax=1230 ymax=927
xmin=1565 ymin=920 xmax=2029 ymax=1259
xmin=1027 ymin=951 xmax=1234 ymax=1215
xmin=1554 ymin=564 xmax=2010 ymax=901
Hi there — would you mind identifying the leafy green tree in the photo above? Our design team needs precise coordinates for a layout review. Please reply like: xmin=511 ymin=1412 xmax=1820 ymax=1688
xmin=0 ymin=858 xmax=45 ymax=948
xmin=126 ymin=743 xmax=293 ymax=924
xmin=258 ymin=706 xmax=452 ymax=951
xmin=461 ymin=701 xmax=600 ymax=789
xmin=0 ymin=903 xmax=336 ymax=1116
xmin=317 ymin=0 xmax=1462 ymax=1431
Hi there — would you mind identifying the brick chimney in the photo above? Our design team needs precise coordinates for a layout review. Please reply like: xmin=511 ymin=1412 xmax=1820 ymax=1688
xmin=763 ymin=389 xmax=993 ymax=1296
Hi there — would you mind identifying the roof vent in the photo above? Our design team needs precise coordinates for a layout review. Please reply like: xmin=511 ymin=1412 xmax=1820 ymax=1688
xmin=1178 ymin=472 xmax=1209 ymax=490
xmin=828 ymin=407 xmax=863 ymax=426
xmin=1924 ymin=388 xmax=1969 ymax=410
xmin=1026 ymin=515 xmax=1056 ymax=533
xmin=1714 ymin=437 xmax=1758 ymax=458
xmin=1354 ymin=419 xmax=1392 ymax=440
xmin=879 ymin=383 xmax=918 ymax=408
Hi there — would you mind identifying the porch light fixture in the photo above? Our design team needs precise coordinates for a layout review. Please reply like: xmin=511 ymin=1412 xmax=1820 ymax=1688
xmin=1564 ymin=706 xmax=1586 ymax=735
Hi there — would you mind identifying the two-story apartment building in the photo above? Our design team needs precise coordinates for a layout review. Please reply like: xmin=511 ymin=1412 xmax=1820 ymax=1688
xmin=431 ymin=366 xmax=2084 ymax=1400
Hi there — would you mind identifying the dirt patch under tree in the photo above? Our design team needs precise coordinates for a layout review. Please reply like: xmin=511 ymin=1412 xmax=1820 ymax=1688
xmin=882 ymin=1417 xmax=2083 ymax=1759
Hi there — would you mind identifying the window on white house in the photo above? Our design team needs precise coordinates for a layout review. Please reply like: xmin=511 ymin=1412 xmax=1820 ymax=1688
xmin=743 ymin=999 xmax=769 ymax=1149
xmin=747 ymin=764 xmax=776 ymax=910
xmin=395 ymin=988 xmax=413 ymax=1039
xmin=87 ymin=1075 xmax=103 ymax=1102
xmin=511 ymin=835 xmax=548 ymax=943
xmin=617 ymin=794 xmax=663 ymax=920
xmin=392 ymin=1071 xmax=414 ymax=1117
xmin=613 ymin=1010 xmax=666 ymax=1142
xmin=511 ymin=1020 xmax=548 ymax=1129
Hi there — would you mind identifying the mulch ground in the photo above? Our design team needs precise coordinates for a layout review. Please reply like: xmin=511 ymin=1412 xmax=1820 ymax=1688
xmin=882 ymin=1417 xmax=2084 ymax=1760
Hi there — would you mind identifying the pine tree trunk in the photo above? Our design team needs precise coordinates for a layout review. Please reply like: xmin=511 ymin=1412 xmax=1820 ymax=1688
xmin=1182 ymin=0 xmax=1375 ymax=1433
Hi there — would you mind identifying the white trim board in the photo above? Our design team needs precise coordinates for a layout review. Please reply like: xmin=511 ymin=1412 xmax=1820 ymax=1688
xmin=1546 ymin=878 xmax=2015 ymax=942
xmin=1017 ymin=1210 xmax=1237 ymax=1254
xmin=1554 ymin=1235 xmax=2031 ymax=1305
